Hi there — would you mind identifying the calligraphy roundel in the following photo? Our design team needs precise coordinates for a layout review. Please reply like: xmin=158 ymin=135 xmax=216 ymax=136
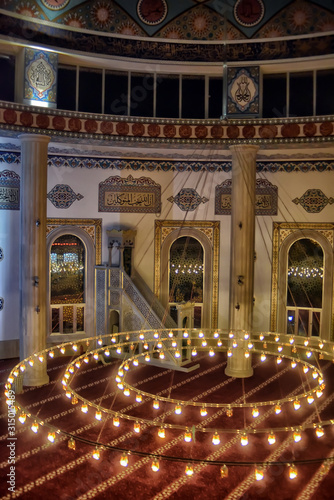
xmin=137 ymin=0 xmax=168 ymax=26
xmin=41 ymin=0 xmax=70 ymax=10
xmin=234 ymin=0 xmax=265 ymax=28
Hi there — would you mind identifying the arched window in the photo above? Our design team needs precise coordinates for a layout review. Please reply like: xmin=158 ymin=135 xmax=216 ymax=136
xmin=50 ymin=234 xmax=86 ymax=334
xmin=286 ymin=238 xmax=323 ymax=336
xmin=169 ymin=236 xmax=204 ymax=327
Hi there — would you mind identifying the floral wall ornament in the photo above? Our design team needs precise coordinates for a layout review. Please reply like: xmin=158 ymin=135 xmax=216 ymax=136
xmin=47 ymin=184 xmax=84 ymax=209
xmin=168 ymin=188 xmax=208 ymax=212
xmin=292 ymin=189 xmax=334 ymax=213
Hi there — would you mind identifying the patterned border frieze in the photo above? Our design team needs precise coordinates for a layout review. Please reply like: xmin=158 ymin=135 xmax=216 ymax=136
xmin=1 ymin=102 xmax=334 ymax=146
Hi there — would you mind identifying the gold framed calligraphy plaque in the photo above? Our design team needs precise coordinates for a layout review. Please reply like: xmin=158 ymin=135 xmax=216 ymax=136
xmin=0 ymin=170 xmax=20 ymax=210
xmin=215 ymin=178 xmax=277 ymax=215
xmin=99 ymin=175 xmax=161 ymax=213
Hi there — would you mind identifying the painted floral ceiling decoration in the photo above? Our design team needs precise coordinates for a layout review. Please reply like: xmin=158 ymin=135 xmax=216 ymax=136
xmin=0 ymin=0 xmax=334 ymax=40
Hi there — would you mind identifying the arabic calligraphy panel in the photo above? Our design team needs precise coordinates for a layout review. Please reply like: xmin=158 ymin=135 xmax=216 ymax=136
xmin=215 ymin=178 xmax=277 ymax=215
xmin=99 ymin=175 xmax=161 ymax=213
xmin=0 ymin=170 xmax=20 ymax=210
xmin=227 ymin=66 xmax=259 ymax=116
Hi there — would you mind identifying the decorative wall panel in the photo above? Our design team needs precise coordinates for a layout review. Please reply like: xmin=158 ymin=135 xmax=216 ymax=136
xmin=0 ymin=170 xmax=20 ymax=210
xmin=227 ymin=66 xmax=259 ymax=116
xmin=292 ymin=189 xmax=334 ymax=213
xmin=24 ymin=48 xmax=58 ymax=105
xmin=99 ymin=175 xmax=161 ymax=213
xmin=168 ymin=188 xmax=208 ymax=212
xmin=215 ymin=178 xmax=278 ymax=215
xmin=47 ymin=184 xmax=83 ymax=209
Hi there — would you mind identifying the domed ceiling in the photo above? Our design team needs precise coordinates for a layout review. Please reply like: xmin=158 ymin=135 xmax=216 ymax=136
xmin=1 ymin=0 xmax=334 ymax=40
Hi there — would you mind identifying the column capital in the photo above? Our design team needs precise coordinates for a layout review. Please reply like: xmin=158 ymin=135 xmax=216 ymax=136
xmin=229 ymin=144 xmax=259 ymax=154
xmin=19 ymin=134 xmax=51 ymax=144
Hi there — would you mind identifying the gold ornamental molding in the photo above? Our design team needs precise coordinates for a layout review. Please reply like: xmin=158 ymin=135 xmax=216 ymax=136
xmin=46 ymin=218 xmax=102 ymax=265
xmin=270 ymin=222 xmax=334 ymax=335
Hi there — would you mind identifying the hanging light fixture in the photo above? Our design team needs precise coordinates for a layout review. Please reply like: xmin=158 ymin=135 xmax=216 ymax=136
xmin=220 ymin=464 xmax=228 ymax=478
xmin=153 ymin=400 xmax=160 ymax=410
xmin=185 ymin=463 xmax=194 ymax=476
xmin=158 ymin=426 xmax=165 ymax=439
xmin=240 ymin=432 xmax=248 ymax=446
xmin=31 ymin=421 xmax=39 ymax=433
xmin=212 ymin=431 xmax=220 ymax=445
xmin=184 ymin=429 xmax=192 ymax=443
xmin=255 ymin=465 xmax=264 ymax=481
xmin=120 ymin=452 xmax=128 ymax=467
xmin=134 ymin=421 xmax=141 ymax=433
xmin=268 ymin=431 xmax=276 ymax=445
xmin=293 ymin=430 xmax=302 ymax=442
xmin=252 ymin=407 xmax=259 ymax=418
xmin=113 ymin=415 xmax=120 ymax=427
xmin=200 ymin=406 xmax=207 ymax=417
xmin=136 ymin=393 xmax=143 ymax=403
xmin=151 ymin=458 xmax=160 ymax=472
xmin=289 ymin=464 xmax=298 ymax=479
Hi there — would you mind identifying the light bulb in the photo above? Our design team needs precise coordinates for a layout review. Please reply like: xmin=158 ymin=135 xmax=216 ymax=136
xmin=60 ymin=347 xmax=65 ymax=355
xmin=49 ymin=350 xmax=54 ymax=358
xmin=185 ymin=463 xmax=194 ymax=476
xmin=268 ymin=432 xmax=276 ymax=445
xmin=244 ymin=333 xmax=250 ymax=340
xmin=275 ymin=335 xmax=280 ymax=342
xmin=293 ymin=399 xmax=301 ymax=410
xmin=306 ymin=351 xmax=312 ymax=358
xmin=200 ymin=406 xmax=207 ymax=417
xmin=18 ymin=413 xmax=27 ymax=424
xmin=68 ymin=438 xmax=76 ymax=450
xmin=93 ymin=352 xmax=99 ymax=360
xmin=312 ymin=371 xmax=319 ymax=379
xmin=240 ymin=433 xmax=248 ymax=446
xmin=31 ymin=421 xmax=39 ymax=433
xmin=83 ymin=356 xmax=89 ymax=363
xmin=192 ymin=348 xmax=197 ymax=357
xmin=143 ymin=342 xmax=149 ymax=350
xmin=209 ymin=348 xmax=215 ymax=357
xmin=183 ymin=331 xmax=189 ymax=338
xmin=154 ymin=331 xmax=159 ymax=339
xmin=65 ymin=390 xmax=72 ymax=399
xmin=289 ymin=337 xmax=294 ymax=344
xmin=220 ymin=464 xmax=228 ymax=478
xmin=278 ymin=345 xmax=283 ymax=352
xmin=72 ymin=344 xmax=78 ymax=351
xmin=307 ymin=394 xmax=314 ymax=404
xmin=123 ymin=388 xmax=130 ymax=397
xmin=175 ymin=349 xmax=181 ymax=358
xmin=136 ymin=393 xmax=143 ymax=403
xmin=304 ymin=339 xmax=309 ymax=347
xmin=133 ymin=358 xmax=139 ymax=366
xmin=217 ymin=339 xmax=223 ymax=347
xmin=277 ymin=356 xmax=282 ymax=364
xmin=145 ymin=353 xmax=151 ymax=362
xmin=134 ymin=422 xmax=141 ymax=433
xmin=117 ymin=383 xmax=124 ymax=390
xmin=214 ymin=331 xmax=219 ymax=338
xmin=289 ymin=464 xmax=297 ymax=479
xmin=248 ymin=342 xmax=254 ymax=349
xmin=244 ymin=350 xmax=250 ymax=359
xmin=168 ymin=330 xmax=174 ymax=338
xmin=139 ymin=332 xmax=145 ymax=340
xmin=229 ymin=331 xmax=234 ymax=339
xmin=184 ymin=430 xmax=192 ymax=442
xmin=97 ymin=338 xmax=103 ymax=346
xmin=291 ymin=360 xmax=297 ymax=369
xmin=275 ymin=404 xmax=282 ymax=415
xmin=315 ymin=425 xmax=324 ymax=438
xmin=47 ymin=432 xmax=55 ymax=443
xmin=226 ymin=408 xmax=233 ymax=417
xmin=81 ymin=404 xmax=88 ymax=413
xmin=252 ymin=407 xmax=259 ymax=418
xmin=113 ymin=416 xmax=120 ymax=427
xmin=120 ymin=453 xmax=128 ymax=467
xmin=157 ymin=341 xmax=163 ymax=349
xmin=159 ymin=351 xmax=165 ymax=360
xmin=158 ymin=426 xmax=165 ymax=439
xmin=175 ymin=404 xmax=182 ymax=415
xmin=316 ymin=389 xmax=323 ymax=398
xmin=153 ymin=400 xmax=160 ymax=410
xmin=232 ymin=340 xmax=238 ymax=348
xmin=202 ymin=340 xmax=207 ymax=347
xmin=111 ymin=336 xmax=116 ymax=343
xmin=116 ymin=347 xmax=122 ymax=354
xmin=124 ymin=363 xmax=130 ymax=371
xmin=104 ymin=349 xmax=110 ymax=356
xmin=303 ymin=365 xmax=309 ymax=374
xmin=319 ymin=341 xmax=324 ymax=349
xmin=259 ymin=334 xmax=264 ymax=341
xmin=227 ymin=349 xmax=232 ymax=357
xmin=261 ymin=353 xmax=266 ymax=362
xmin=95 ymin=411 xmax=102 ymax=421
xmin=212 ymin=431 xmax=220 ymax=445
xmin=38 ymin=355 xmax=44 ymax=363
xmin=151 ymin=459 xmax=160 ymax=472
xmin=255 ymin=466 xmax=264 ymax=481
xmin=293 ymin=430 xmax=302 ymax=442
xmin=198 ymin=331 xmax=204 ymax=338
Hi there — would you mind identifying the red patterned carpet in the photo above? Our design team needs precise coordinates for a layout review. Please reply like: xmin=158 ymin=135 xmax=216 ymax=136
xmin=1 ymin=352 xmax=334 ymax=500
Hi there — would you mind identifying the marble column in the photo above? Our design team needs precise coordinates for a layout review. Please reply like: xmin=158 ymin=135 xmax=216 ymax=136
xmin=19 ymin=134 xmax=50 ymax=386
xmin=225 ymin=145 xmax=259 ymax=378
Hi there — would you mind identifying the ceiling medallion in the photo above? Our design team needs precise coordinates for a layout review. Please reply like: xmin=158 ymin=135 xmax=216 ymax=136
xmin=234 ymin=0 xmax=265 ymax=28
xmin=41 ymin=0 xmax=70 ymax=10
xmin=137 ymin=0 xmax=168 ymax=26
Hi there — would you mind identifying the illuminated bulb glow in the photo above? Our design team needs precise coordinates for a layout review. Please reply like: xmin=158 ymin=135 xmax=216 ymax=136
xmin=71 ymin=396 xmax=78 ymax=405
xmin=136 ymin=393 xmax=143 ymax=403
xmin=255 ymin=466 xmax=264 ymax=481
xmin=307 ymin=394 xmax=314 ymax=404
xmin=289 ymin=465 xmax=297 ymax=479
xmin=226 ymin=408 xmax=233 ymax=417
xmin=175 ymin=350 xmax=181 ymax=358
xmin=113 ymin=416 xmax=120 ymax=427
xmin=133 ymin=358 xmax=139 ymax=366
xmin=304 ymin=339 xmax=309 ymax=347
xmin=277 ymin=356 xmax=282 ymax=364
xmin=81 ymin=404 xmax=88 ymax=414
xmin=83 ymin=356 xmax=89 ymax=363
xmin=139 ymin=333 xmax=145 ymax=340
xmin=104 ymin=349 xmax=110 ymax=356
xmin=248 ymin=342 xmax=254 ymax=349
xmin=293 ymin=431 xmax=302 ymax=442
xmin=31 ymin=421 xmax=39 ymax=433
xmin=93 ymin=353 xmax=99 ymax=360
xmin=60 ymin=348 xmax=65 ymax=355
xmin=123 ymin=388 xmax=130 ymax=397
xmin=154 ymin=332 xmax=159 ymax=339
xmin=201 ymin=340 xmax=207 ymax=347
xmin=306 ymin=351 xmax=312 ymax=358
xmin=175 ymin=404 xmax=182 ymax=415
xmin=75 ymin=361 xmax=81 ymax=368
xmin=145 ymin=354 xmax=151 ymax=362
xmin=47 ymin=432 xmax=55 ymax=443
xmin=111 ymin=336 xmax=116 ymax=343
xmin=185 ymin=464 xmax=194 ymax=476
xmin=291 ymin=361 xmax=297 ymax=369
xmin=69 ymin=366 xmax=74 ymax=374
xmin=244 ymin=333 xmax=250 ymax=340
xmin=72 ymin=344 xmax=78 ymax=351
xmin=209 ymin=348 xmax=215 ymax=357
xmin=315 ymin=426 xmax=324 ymax=438
xmin=229 ymin=332 xmax=234 ymax=339
xmin=134 ymin=422 xmax=141 ymax=433
xmin=220 ymin=465 xmax=228 ymax=478
xmin=200 ymin=406 xmax=207 ymax=417
xmin=268 ymin=432 xmax=276 ymax=445
xmin=153 ymin=400 xmax=160 ymax=410
xmin=278 ymin=345 xmax=283 ymax=352
xmin=244 ymin=350 xmax=250 ymax=359
xmin=261 ymin=353 xmax=266 ymax=362
xmin=293 ymin=400 xmax=301 ymax=411
xmin=116 ymin=348 xmax=122 ymax=354
xmin=124 ymin=363 xmax=130 ymax=371
xmin=95 ymin=411 xmax=102 ymax=421
xmin=252 ymin=407 xmax=259 ymax=418
xmin=192 ymin=348 xmax=197 ymax=357
xmin=159 ymin=351 xmax=165 ymax=360
xmin=172 ymin=340 xmax=177 ymax=348
xmin=157 ymin=342 xmax=163 ymax=349
xmin=118 ymin=369 xmax=124 ymax=377
xmin=312 ymin=371 xmax=319 ymax=379
xmin=68 ymin=438 xmax=76 ymax=450
xmin=217 ymin=340 xmax=223 ymax=347
xmin=227 ymin=349 xmax=232 ymax=357
xmin=259 ymin=334 xmax=264 ymax=341
xmin=92 ymin=448 xmax=100 ymax=460
xmin=289 ymin=337 xmax=294 ymax=344
xmin=158 ymin=427 xmax=165 ymax=439
xmin=240 ymin=433 xmax=248 ymax=446
xmin=198 ymin=331 xmax=204 ymax=338
xmin=303 ymin=366 xmax=309 ymax=374
xmin=97 ymin=338 xmax=103 ymax=346
xmin=275 ymin=335 xmax=280 ymax=342
xmin=29 ymin=359 xmax=34 ymax=366
xmin=184 ymin=430 xmax=192 ymax=443
xmin=117 ymin=383 xmax=124 ymax=390
xmin=19 ymin=413 xmax=27 ymax=424
xmin=65 ymin=391 xmax=72 ymax=399
xmin=151 ymin=459 xmax=160 ymax=472
xmin=319 ymin=342 xmax=324 ymax=349
xmin=275 ymin=405 xmax=282 ymax=415
xmin=183 ymin=331 xmax=189 ymax=338
xmin=232 ymin=340 xmax=238 ymax=348
xmin=212 ymin=432 xmax=220 ymax=445
xmin=214 ymin=331 xmax=219 ymax=338
xmin=168 ymin=331 xmax=174 ymax=338
xmin=49 ymin=351 xmax=54 ymax=358
xmin=38 ymin=355 xmax=44 ymax=363
xmin=316 ymin=389 xmax=323 ymax=398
